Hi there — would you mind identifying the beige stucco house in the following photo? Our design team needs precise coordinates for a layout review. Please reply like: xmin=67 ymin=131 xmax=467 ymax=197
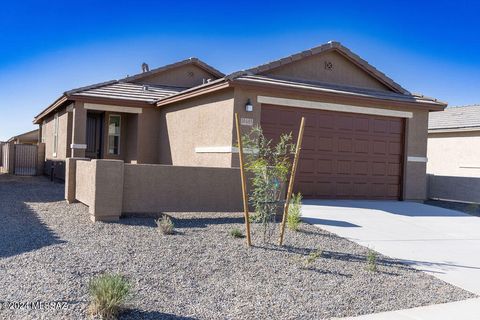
xmin=34 ymin=41 xmax=446 ymax=201
xmin=427 ymin=105 xmax=480 ymax=203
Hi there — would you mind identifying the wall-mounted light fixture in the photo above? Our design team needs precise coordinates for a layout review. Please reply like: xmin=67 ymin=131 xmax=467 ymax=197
xmin=245 ymin=99 xmax=253 ymax=112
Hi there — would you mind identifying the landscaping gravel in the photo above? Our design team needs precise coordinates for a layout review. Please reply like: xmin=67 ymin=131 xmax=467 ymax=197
xmin=0 ymin=174 xmax=475 ymax=319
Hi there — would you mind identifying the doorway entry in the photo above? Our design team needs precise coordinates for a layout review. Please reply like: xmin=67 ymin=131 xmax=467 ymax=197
xmin=86 ymin=112 xmax=103 ymax=159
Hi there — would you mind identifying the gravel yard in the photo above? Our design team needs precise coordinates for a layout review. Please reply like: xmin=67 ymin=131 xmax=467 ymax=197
xmin=0 ymin=174 xmax=475 ymax=319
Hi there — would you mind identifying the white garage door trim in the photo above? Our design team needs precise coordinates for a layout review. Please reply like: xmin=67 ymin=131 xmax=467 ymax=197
xmin=257 ymin=96 xmax=413 ymax=118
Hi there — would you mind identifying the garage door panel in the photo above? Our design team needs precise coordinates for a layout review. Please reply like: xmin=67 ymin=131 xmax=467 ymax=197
xmin=317 ymin=136 xmax=334 ymax=151
xmin=374 ymin=119 xmax=388 ymax=133
xmin=354 ymin=139 xmax=370 ymax=154
xmin=338 ymin=138 xmax=353 ymax=153
xmin=261 ymin=104 xmax=404 ymax=200
xmin=302 ymin=135 xmax=317 ymax=151
xmin=317 ymin=159 xmax=333 ymax=174
xmin=337 ymin=115 xmax=354 ymax=131
xmin=317 ymin=114 xmax=335 ymax=129
xmin=337 ymin=160 xmax=351 ymax=175
xmin=298 ymin=158 xmax=315 ymax=174
xmin=389 ymin=141 xmax=402 ymax=155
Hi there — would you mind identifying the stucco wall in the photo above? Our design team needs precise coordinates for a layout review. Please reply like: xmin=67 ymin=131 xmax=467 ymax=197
xmin=122 ymin=164 xmax=243 ymax=213
xmin=67 ymin=160 xmax=243 ymax=220
xmin=43 ymin=106 xmax=71 ymax=161
xmin=158 ymin=89 xmax=235 ymax=167
xmin=231 ymin=86 xmax=430 ymax=200
xmin=427 ymin=131 xmax=480 ymax=177
xmin=75 ymin=160 xmax=95 ymax=208
xmin=263 ymin=50 xmax=391 ymax=92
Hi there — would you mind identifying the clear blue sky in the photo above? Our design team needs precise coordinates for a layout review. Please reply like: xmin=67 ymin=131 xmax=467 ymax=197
xmin=1 ymin=0 xmax=479 ymax=141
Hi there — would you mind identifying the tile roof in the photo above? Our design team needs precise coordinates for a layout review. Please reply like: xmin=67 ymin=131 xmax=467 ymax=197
xmin=429 ymin=105 xmax=480 ymax=131
xmin=70 ymin=82 xmax=184 ymax=103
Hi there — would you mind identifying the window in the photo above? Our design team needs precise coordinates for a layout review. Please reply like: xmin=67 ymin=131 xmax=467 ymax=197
xmin=108 ymin=115 xmax=121 ymax=155
xmin=53 ymin=113 xmax=59 ymax=157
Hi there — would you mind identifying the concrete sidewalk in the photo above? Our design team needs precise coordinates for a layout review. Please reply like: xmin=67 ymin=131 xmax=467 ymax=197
xmin=301 ymin=200 xmax=480 ymax=295
xmin=341 ymin=297 xmax=480 ymax=319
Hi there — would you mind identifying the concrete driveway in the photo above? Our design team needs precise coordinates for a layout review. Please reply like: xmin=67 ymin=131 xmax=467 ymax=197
xmin=302 ymin=200 xmax=480 ymax=295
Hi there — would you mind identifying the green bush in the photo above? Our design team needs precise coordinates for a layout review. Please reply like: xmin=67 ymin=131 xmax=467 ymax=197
xmin=230 ymin=228 xmax=244 ymax=238
xmin=156 ymin=215 xmax=174 ymax=235
xmin=88 ymin=273 xmax=131 ymax=320
xmin=287 ymin=193 xmax=302 ymax=231
xmin=366 ymin=249 xmax=378 ymax=272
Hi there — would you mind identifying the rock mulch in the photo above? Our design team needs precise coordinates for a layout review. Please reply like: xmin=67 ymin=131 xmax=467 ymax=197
xmin=0 ymin=175 xmax=475 ymax=319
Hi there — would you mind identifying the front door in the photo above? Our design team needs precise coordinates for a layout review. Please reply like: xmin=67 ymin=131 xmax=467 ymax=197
xmin=86 ymin=113 xmax=103 ymax=159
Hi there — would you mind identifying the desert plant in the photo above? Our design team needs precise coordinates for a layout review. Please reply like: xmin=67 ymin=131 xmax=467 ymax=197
xmin=366 ymin=249 xmax=378 ymax=272
xmin=88 ymin=273 xmax=131 ymax=320
xmin=241 ymin=126 xmax=295 ymax=242
xmin=305 ymin=249 xmax=322 ymax=265
xmin=155 ymin=215 xmax=174 ymax=235
xmin=230 ymin=228 xmax=244 ymax=238
xmin=287 ymin=193 xmax=302 ymax=231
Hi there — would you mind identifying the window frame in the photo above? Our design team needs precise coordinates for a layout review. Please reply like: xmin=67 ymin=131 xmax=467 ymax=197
xmin=108 ymin=114 xmax=121 ymax=155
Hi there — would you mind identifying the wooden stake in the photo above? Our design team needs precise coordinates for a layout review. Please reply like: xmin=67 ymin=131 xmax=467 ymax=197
xmin=235 ymin=113 xmax=252 ymax=247
xmin=279 ymin=117 xmax=305 ymax=246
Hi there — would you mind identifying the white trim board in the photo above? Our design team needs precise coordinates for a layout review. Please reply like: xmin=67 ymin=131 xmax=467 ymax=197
xmin=257 ymin=96 xmax=413 ymax=118
xmin=84 ymin=103 xmax=143 ymax=114
xmin=407 ymin=156 xmax=428 ymax=163
xmin=70 ymin=143 xmax=87 ymax=150
xmin=195 ymin=146 xmax=256 ymax=154
xmin=195 ymin=146 xmax=235 ymax=153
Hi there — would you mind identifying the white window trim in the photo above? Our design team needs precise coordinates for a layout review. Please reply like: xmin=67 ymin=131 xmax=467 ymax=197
xmin=108 ymin=114 xmax=121 ymax=155
xmin=53 ymin=113 xmax=59 ymax=157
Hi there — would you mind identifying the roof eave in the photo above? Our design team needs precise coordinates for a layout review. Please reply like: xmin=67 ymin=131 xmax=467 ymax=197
xmin=156 ymin=80 xmax=230 ymax=107
xmin=428 ymin=127 xmax=480 ymax=134
xmin=33 ymin=95 xmax=69 ymax=124
xmin=231 ymin=77 xmax=446 ymax=111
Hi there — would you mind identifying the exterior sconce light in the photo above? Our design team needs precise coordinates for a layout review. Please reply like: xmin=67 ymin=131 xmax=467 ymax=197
xmin=245 ymin=99 xmax=253 ymax=112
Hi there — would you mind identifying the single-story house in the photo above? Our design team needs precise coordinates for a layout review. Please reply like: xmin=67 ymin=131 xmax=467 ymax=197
xmin=34 ymin=41 xmax=446 ymax=201
xmin=427 ymin=105 xmax=480 ymax=203
xmin=7 ymin=129 xmax=39 ymax=144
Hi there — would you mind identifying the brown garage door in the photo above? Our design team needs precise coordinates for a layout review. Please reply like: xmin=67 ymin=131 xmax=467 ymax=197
xmin=261 ymin=104 xmax=404 ymax=200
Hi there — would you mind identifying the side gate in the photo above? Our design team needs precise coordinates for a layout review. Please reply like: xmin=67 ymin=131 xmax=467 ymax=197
xmin=14 ymin=144 xmax=38 ymax=176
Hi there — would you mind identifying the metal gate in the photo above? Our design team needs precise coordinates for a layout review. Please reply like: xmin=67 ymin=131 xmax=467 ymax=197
xmin=14 ymin=144 xmax=37 ymax=176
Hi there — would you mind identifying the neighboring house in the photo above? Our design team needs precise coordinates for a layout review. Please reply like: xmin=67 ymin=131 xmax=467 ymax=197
xmin=427 ymin=105 xmax=480 ymax=203
xmin=7 ymin=129 xmax=39 ymax=144
xmin=34 ymin=41 xmax=445 ymax=200
xmin=428 ymin=105 xmax=480 ymax=177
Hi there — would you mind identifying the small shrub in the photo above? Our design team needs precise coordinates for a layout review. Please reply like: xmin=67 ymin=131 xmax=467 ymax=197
xmin=366 ymin=249 xmax=378 ymax=272
xmin=305 ymin=249 xmax=322 ymax=265
xmin=156 ymin=215 xmax=174 ymax=235
xmin=287 ymin=193 xmax=302 ymax=231
xmin=230 ymin=228 xmax=244 ymax=238
xmin=88 ymin=273 xmax=131 ymax=320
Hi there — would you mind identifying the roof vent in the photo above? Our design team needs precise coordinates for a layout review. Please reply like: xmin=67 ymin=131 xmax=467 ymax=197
xmin=142 ymin=85 xmax=149 ymax=92
xmin=206 ymin=78 xmax=212 ymax=83
xmin=141 ymin=62 xmax=149 ymax=73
